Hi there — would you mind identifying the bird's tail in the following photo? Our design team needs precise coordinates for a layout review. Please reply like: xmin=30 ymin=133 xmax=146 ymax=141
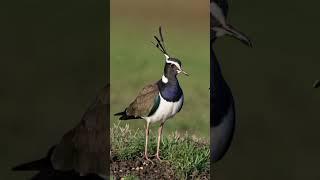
xmin=114 ymin=111 xmax=125 ymax=116
xmin=114 ymin=110 xmax=140 ymax=120
xmin=12 ymin=146 xmax=55 ymax=171
xmin=114 ymin=110 xmax=129 ymax=120
xmin=224 ymin=24 xmax=253 ymax=47
xmin=12 ymin=158 xmax=51 ymax=171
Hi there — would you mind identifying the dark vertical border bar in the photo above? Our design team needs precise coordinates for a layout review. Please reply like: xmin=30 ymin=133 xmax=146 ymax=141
xmin=210 ymin=39 xmax=214 ymax=180
xmin=2 ymin=0 xmax=110 ymax=179
xmin=210 ymin=1 xmax=214 ymax=179
xmin=106 ymin=0 xmax=110 ymax=177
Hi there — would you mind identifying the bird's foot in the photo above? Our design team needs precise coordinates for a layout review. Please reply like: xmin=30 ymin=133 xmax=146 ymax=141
xmin=143 ymin=155 xmax=154 ymax=164
xmin=156 ymin=156 xmax=163 ymax=162
xmin=155 ymin=154 xmax=168 ymax=163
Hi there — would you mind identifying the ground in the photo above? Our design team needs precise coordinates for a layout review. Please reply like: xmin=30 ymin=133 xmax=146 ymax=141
xmin=110 ymin=124 xmax=210 ymax=179
xmin=110 ymin=153 xmax=209 ymax=180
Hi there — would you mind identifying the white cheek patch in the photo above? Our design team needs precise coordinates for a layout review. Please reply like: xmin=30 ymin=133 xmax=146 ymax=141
xmin=162 ymin=75 xmax=168 ymax=83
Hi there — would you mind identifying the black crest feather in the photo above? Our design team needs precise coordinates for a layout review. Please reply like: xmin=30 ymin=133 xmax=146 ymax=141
xmin=152 ymin=26 xmax=169 ymax=55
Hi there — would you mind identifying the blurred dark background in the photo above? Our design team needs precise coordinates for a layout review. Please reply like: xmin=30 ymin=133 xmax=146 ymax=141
xmin=214 ymin=0 xmax=320 ymax=179
xmin=2 ymin=0 xmax=320 ymax=179
xmin=0 ymin=0 xmax=108 ymax=179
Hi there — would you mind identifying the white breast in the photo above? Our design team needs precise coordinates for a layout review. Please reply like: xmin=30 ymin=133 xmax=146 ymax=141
xmin=144 ymin=93 xmax=184 ymax=124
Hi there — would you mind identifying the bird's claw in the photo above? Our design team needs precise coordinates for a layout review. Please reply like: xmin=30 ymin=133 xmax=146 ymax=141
xmin=144 ymin=155 xmax=154 ymax=164
xmin=156 ymin=157 xmax=163 ymax=162
xmin=155 ymin=154 xmax=166 ymax=163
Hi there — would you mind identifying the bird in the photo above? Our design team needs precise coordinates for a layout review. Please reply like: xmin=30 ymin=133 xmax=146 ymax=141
xmin=114 ymin=27 xmax=188 ymax=162
xmin=210 ymin=43 xmax=236 ymax=162
xmin=210 ymin=0 xmax=253 ymax=47
xmin=210 ymin=0 xmax=252 ymax=162
xmin=12 ymin=84 xmax=110 ymax=180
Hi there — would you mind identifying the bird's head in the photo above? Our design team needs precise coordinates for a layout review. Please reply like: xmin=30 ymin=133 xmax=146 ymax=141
xmin=210 ymin=0 xmax=253 ymax=47
xmin=164 ymin=54 xmax=188 ymax=77
xmin=152 ymin=27 xmax=188 ymax=80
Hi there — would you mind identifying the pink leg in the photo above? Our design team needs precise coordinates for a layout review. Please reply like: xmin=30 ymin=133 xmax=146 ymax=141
xmin=156 ymin=123 xmax=164 ymax=161
xmin=144 ymin=121 xmax=153 ymax=163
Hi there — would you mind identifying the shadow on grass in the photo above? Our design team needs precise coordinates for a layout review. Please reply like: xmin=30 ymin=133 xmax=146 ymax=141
xmin=110 ymin=123 xmax=210 ymax=179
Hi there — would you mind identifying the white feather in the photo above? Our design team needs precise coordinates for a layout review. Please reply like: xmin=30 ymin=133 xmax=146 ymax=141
xmin=143 ymin=93 xmax=183 ymax=124
xmin=164 ymin=54 xmax=182 ymax=70
xmin=162 ymin=75 xmax=168 ymax=83
xmin=164 ymin=54 xmax=170 ymax=60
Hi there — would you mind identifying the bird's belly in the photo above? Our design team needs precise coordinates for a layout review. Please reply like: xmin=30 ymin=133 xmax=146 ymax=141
xmin=146 ymin=94 xmax=183 ymax=123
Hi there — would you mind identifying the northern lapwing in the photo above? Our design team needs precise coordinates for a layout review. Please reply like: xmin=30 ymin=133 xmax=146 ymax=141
xmin=12 ymin=85 xmax=110 ymax=180
xmin=210 ymin=0 xmax=252 ymax=162
xmin=210 ymin=0 xmax=253 ymax=47
xmin=114 ymin=27 xmax=188 ymax=162
xmin=210 ymin=44 xmax=236 ymax=162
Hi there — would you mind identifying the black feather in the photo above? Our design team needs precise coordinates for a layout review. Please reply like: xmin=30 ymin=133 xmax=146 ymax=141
xmin=114 ymin=110 xmax=142 ymax=120
xmin=159 ymin=26 xmax=167 ymax=52
xmin=114 ymin=111 xmax=125 ymax=116
xmin=12 ymin=146 xmax=55 ymax=171
xmin=152 ymin=26 xmax=169 ymax=55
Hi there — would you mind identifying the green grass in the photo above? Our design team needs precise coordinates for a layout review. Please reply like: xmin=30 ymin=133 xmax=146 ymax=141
xmin=110 ymin=22 xmax=210 ymax=138
xmin=111 ymin=123 xmax=210 ymax=178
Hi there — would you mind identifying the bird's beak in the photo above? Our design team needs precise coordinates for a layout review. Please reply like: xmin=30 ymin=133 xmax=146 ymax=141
xmin=179 ymin=69 xmax=189 ymax=76
xmin=225 ymin=24 xmax=253 ymax=48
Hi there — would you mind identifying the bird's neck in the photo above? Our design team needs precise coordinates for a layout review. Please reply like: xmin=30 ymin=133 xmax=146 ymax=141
xmin=160 ymin=73 xmax=180 ymax=88
xmin=211 ymin=41 xmax=225 ymax=86
xmin=162 ymin=70 xmax=178 ymax=84
xmin=158 ymin=74 xmax=182 ymax=102
xmin=211 ymin=40 xmax=234 ymax=127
